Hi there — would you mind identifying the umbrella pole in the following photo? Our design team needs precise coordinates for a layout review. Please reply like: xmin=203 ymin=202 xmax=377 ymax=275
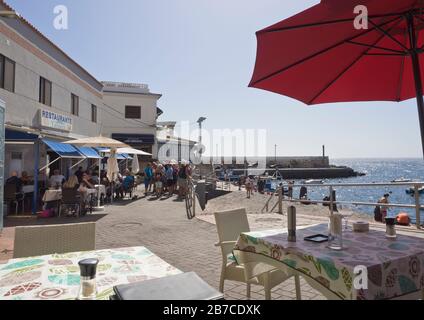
xmin=407 ymin=13 xmax=424 ymax=158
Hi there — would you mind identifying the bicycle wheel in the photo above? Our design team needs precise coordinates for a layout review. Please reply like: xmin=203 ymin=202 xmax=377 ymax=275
xmin=185 ymin=187 xmax=195 ymax=220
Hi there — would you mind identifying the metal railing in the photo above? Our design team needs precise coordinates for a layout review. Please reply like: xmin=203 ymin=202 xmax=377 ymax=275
xmin=262 ymin=182 xmax=424 ymax=229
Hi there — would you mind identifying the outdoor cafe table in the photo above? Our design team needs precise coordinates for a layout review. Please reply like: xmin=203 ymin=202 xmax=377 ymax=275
xmin=233 ymin=224 xmax=424 ymax=300
xmin=0 ymin=246 xmax=181 ymax=300
xmin=22 ymin=185 xmax=34 ymax=194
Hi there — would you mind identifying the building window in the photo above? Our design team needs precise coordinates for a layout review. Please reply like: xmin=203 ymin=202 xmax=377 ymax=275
xmin=0 ymin=55 xmax=15 ymax=92
xmin=39 ymin=77 xmax=52 ymax=106
xmin=71 ymin=94 xmax=79 ymax=116
xmin=91 ymin=104 xmax=97 ymax=123
xmin=125 ymin=105 xmax=141 ymax=119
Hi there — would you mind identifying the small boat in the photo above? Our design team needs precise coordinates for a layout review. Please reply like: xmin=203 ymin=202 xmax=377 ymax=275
xmin=303 ymin=179 xmax=323 ymax=185
xmin=405 ymin=187 xmax=424 ymax=195
xmin=392 ymin=178 xmax=412 ymax=183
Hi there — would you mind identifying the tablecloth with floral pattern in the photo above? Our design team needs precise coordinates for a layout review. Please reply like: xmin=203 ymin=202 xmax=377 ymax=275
xmin=0 ymin=246 xmax=181 ymax=300
xmin=233 ymin=224 xmax=424 ymax=300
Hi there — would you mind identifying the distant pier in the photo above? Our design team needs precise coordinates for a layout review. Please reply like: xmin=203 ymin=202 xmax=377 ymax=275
xmin=199 ymin=156 xmax=362 ymax=179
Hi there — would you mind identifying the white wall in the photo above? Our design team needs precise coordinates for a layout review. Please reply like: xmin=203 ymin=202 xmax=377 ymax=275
xmin=101 ymin=91 xmax=159 ymax=156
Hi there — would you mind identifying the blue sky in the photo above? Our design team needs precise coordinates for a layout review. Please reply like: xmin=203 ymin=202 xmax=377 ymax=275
xmin=6 ymin=0 xmax=424 ymax=158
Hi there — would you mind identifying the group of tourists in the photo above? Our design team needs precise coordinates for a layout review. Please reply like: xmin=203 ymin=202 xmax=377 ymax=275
xmin=143 ymin=162 xmax=192 ymax=199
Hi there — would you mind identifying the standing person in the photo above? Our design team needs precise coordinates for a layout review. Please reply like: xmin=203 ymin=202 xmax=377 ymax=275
xmin=143 ymin=163 xmax=153 ymax=195
xmin=165 ymin=164 xmax=175 ymax=197
xmin=154 ymin=169 xmax=163 ymax=198
xmin=149 ymin=162 xmax=158 ymax=192
xmin=178 ymin=163 xmax=188 ymax=199
xmin=288 ymin=180 xmax=294 ymax=199
xmin=375 ymin=193 xmax=390 ymax=222
xmin=245 ymin=176 xmax=253 ymax=198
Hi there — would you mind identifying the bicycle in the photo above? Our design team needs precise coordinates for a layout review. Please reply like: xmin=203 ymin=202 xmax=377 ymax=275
xmin=185 ymin=179 xmax=196 ymax=220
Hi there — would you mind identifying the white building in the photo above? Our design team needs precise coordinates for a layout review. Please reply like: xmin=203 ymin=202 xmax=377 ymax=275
xmin=156 ymin=121 xmax=197 ymax=162
xmin=101 ymin=81 xmax=162 ymax=157
xmin=0 ymin=1 xmax=163 ymax=216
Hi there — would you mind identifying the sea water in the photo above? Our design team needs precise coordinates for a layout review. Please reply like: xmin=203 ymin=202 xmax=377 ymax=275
xmin=273 ymin=158 xmax=424 ymax=224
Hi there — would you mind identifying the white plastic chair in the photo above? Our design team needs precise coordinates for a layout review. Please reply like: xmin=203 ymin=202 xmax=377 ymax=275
xmin=214 ymin=208 xmax=301 ymax=300
xmin=13 ymin=222 xmax=96 ymax=258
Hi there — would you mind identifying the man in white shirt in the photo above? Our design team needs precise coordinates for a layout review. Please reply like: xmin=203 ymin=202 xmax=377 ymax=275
xmin=49 ymin=169 xmax=65 ymax=188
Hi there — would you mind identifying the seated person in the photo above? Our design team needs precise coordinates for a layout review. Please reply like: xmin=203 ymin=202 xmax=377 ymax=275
xmin=90 ymin=171 xmax=100 ymax=185
xmin=20 ymin=171 xmax=32 ymax=185
xmin=63 ymin=175 xmax=80 ymax=191
xmin=6 ymin=171 xmax=23 ymax=192
xmin=78 ymin=173 xmax=96 ymax=213
xmin=80 ymin=172 xmax=95 ymax=189
xmin=49 ymin=169 xmax=65 ymax=188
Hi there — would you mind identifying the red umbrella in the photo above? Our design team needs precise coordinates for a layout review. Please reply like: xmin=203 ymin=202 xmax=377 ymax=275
xmin=249 ymin=0 xmax=424 ymax=156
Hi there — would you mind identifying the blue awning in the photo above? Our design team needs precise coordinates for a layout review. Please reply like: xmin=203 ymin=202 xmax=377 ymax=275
xmin=75 ymin=146 xmax=101 ymax=159
xmin=6 ymin=129 xmax=38 ymax=141
xmin=42 ymin=139 xmax=84 ymax=158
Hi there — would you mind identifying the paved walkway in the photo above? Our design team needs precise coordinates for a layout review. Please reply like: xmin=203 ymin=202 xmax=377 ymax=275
xmin=0 ymin=192 xmax=326 ymax=300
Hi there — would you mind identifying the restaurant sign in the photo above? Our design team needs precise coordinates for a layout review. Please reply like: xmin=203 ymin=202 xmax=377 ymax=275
xmin=40 ymin=109 xmax=72 ymax=132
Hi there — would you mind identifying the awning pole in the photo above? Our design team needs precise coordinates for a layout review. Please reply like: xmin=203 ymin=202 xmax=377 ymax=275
xmin=407 ymin=12 xmax=424 ymax=158
xmin=39 ymin=157 xmax=61 ymax=172
xmin=32 ymin=139 xmax=40 ymax=215
xmin=70 ymin=158 xmax=85 ymax=170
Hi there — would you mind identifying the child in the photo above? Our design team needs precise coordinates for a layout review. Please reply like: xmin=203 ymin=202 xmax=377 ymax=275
xmin=245 ymin=176 xmax=252 ymax=198
xmin=155 ymin=172 xmax=163 ymax=198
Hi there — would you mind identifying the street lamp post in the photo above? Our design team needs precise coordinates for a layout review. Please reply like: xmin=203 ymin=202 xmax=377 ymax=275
xmin=197 ymin=117 xmax=206 ymax=178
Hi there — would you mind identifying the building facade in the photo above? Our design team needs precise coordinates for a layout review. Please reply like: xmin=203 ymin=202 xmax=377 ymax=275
xmin=101 ymin=81 xmax=162 ymax=158
xmin=0 ymin=1 xmax=105 ymax=178
xmin=0 ymin=1 xmax=163 ymax=217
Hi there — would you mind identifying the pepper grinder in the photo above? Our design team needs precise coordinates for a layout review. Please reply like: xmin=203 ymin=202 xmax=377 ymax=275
xmin=287 ymin=206 xmax=296 ymax=242
xmin=78 ymin=258 xmax=99 ymax=300
xmin=385 ymin=217 xmax=397 ymax=239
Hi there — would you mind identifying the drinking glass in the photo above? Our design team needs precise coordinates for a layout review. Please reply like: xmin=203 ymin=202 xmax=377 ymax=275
xmin=328 ymin=213 xmax=343 ymax=250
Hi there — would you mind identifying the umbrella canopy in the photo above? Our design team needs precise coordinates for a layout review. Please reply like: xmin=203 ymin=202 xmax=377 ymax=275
xmin=63 ymin=136 xmax=130 ymax=148
xmin=107 ymin=151 xmax=120 ymax=182
xmin=131 ymin=155 xmax=140 ymax=174
xmin=249 ymin=0 xmax=424 ymax=155
xmin=101 ymin=147 xmax=152 ymax=156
